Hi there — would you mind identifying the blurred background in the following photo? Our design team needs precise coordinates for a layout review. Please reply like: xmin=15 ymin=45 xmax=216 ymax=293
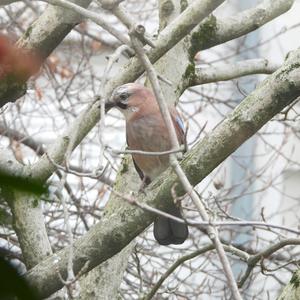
xmin=1 ymin=1 xmax=300 ymax=299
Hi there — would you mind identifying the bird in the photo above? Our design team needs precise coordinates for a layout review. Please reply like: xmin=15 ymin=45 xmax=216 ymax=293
xmin=106 ymin=82 xmax=189 ymax=245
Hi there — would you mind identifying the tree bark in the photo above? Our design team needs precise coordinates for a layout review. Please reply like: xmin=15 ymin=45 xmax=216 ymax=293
xmin=78 ymin=156 xmax=138 ymax=299
xmin=0 ymin=149 xmax=52 ymax=269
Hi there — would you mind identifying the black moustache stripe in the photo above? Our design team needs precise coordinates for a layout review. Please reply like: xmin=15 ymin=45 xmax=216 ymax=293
xmin=117 ymin=102 xmax=128 ymax=110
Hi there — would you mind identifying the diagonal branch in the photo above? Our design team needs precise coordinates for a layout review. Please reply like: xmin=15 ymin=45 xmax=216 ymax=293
xmin=0 ymin=122 xmax=113 ymax=186
xmin=25 ymin=47 xmax=300 ymax=298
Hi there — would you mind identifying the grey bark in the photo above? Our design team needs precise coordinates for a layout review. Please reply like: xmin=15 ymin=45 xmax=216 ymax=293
xmin=79 ymin=242 xmax=133 ymax=300
xmin=193 ymin=59 xmax=279 ymax=85
xmin=180 ymin=0 xmax=294 ymax=92
xmin=0 ymin=149 xmax=52 ymax=269
xmin=78 ymin=156 xmax=139 ymax=299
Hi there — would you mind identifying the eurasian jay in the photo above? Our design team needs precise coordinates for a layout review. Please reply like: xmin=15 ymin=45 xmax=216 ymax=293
xmin=106 ymin=83 xmax=189 ymax=245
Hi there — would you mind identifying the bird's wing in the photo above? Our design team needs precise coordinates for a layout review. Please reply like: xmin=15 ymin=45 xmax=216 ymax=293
xmin=126 ymin=130 xmax=150 ymax=183
xmin=132 ymin=155 xmax=145 ymax=180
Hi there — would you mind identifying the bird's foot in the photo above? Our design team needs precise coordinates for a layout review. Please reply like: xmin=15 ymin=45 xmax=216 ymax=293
xmin=138 ymin=182 xmax=147 ymax=195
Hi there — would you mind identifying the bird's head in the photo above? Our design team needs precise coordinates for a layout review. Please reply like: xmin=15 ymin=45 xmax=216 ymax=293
xmin=105 ymin=83 xmax=154 ymax=119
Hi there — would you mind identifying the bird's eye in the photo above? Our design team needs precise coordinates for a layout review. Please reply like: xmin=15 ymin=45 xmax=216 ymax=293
xmin=119 ymin=92 xmax=128 ymax=102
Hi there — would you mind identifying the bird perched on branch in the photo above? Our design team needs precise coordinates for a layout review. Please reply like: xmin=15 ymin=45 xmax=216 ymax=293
xmin=106 ymin=83 xmax=189 ymax=245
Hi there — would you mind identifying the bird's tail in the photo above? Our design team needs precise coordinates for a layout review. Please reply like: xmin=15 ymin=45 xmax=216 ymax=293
xmin=153 ymin=204 xmax=188 ymax=245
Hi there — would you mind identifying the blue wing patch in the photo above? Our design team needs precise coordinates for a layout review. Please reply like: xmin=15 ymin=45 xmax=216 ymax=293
xmin=175 ymin=115 xmax=185 ymax=132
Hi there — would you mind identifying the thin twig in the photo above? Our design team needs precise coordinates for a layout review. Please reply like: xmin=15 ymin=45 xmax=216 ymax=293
xmin=106 ymin=145 xmax=185 ymax=156
xmin=99 ymin=1 xmax=156 ymax=48
xmin=110 ymin=188 xmax=300 ymax=235
xmin=45 ymin=152 xmax=109 ymax=180
xmin=39 ymin=0 xmax=131 ymax=47
xmin=143 ymin=242 xmax=250 ymax=300
xmin=238 ymin=238 xmax=300 ymax=288
xmin=98 ymin=44 xmax=132 ymax=169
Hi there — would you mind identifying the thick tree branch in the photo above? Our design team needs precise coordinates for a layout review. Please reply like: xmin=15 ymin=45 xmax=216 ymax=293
xmin=25 ymin=48 xmax=300 ymax=298
xmin=193 ymin=0 xmax=294 ymax=52
xmin=192 ymin=59 xmax=280 ymax=86
xmin=0 ymin=149 xmax=52 ymax=269
xmin=180 ymin=0 xmax=294 ymax=92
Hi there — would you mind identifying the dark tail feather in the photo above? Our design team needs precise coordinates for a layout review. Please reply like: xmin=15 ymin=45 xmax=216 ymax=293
xmin=153 ymin=205 xmax=188 ymax=245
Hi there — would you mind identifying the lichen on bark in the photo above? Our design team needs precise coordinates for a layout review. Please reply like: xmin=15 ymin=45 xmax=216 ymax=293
xmin=189 ymin=14 xmax=218 ymax=60
xmin=180 ymin=15 xmax=218 ymax=92
xmin=290 ymin=272 xmax=300 ymax=289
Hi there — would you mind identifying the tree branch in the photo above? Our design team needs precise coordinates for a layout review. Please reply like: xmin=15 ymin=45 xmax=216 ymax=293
xmin=0 ymin=149 xmax=52 ymax=269
xmin=238 ymin=238 xmax=300 ymax=288
xmin=143 ymin=243 xmax=249 ymax=300
xmin=24 ymin=47 xmax=300 ymax=298
xmin=180 ymin=0 xmax=294 ymax=92
xmin=192 ymin=59 xmax=280 ymax=86
xmin=0 ymin=122 xmax=113 ymax=186
xmin=40 ymin=0 xmax=131 ymax=46
xmin=195 ymin=0 xmax=294 ymax=52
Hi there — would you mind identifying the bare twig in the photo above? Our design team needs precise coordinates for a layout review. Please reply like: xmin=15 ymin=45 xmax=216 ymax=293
xmin=0 ymin=122 xmax=113 ymax=185
xmin=106 ymin=145 xmax=185 ymax=156
xmin=110 ymin=188 xmax=300 ymax=235
xmin=99 ymin=1 xmax=156 ymax=48
xmin=238 ymin=239 xmax=300 ymax=288
xmin=143 ymin=242 xmax=250 ymax=300
xmin=98 ymin=44 xmax=132 ymax=170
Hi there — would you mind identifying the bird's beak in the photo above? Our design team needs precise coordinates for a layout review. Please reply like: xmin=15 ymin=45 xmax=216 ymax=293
xmin=105 ymin=99 xmax=115 ymax=112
